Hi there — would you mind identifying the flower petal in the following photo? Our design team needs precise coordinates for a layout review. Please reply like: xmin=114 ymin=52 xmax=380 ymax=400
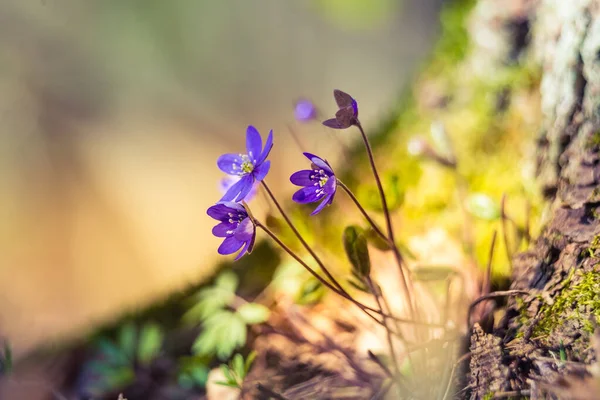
xmin=207 ymin=203 xmax=232 ymax=220
xmin=217 ymin=153 xmax=244 ymax=175
xmin=335 ymin=107 xmax=355 ymax=128
xmin=303 ymin=152 xmax=333 ymax=174
xmin=333 ymin=89 xmax=354 ymax=108
xmin=292 ymin=186 xmax=320 ymax=204
xmin=289 ymin=170 xmax=313 ymax=186
xmin=294 ymin=99 xmax=317 ymax=122
xmin=246 ymin=125 xmax=263 ymax=163
xmin=212 ymin=222 xmax=236 ymax=237
xmin=221 ymin=177 xmax=248 ymax=202
xmin=253 ymin=160 xmax=270 ymax=182
xmin=234 ymin=217 xmax=255 ymax=242
xmin=322 ymin=174 xmax=337 ymax=195
xmin=234 ymin=174 xmax=255 ymax=202
xmin=218 ymin=236 xmax=244 ymax=255
xmin=322 ymin=118 xmax=344 ymax=129
xmin=235 ymin=234 xmax=255 ymax=261
xmin=310 ymin=194 xmax=333 ymax=216
xmin=257 ymin=129 xmax=273 ymax=164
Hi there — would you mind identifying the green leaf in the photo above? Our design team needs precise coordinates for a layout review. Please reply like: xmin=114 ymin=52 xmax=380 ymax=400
xmin=220 ymin=364 xmax=234 ymax=382
xmin=137 ymin=323 xmax=163 ymax=365
xmin=296 ymin=278 xmax=325 ymax=305
xmin=192 ymin=311 xmax=247 ymax=360
xmin=232 ymin=353 xmax=245 ymax=381
xmin=215 ymin=271 xmax=239 ymax=292
xmin=118 ymin=322 xmax=137 ymax=361
xmin=183 ymin=287 xmax=236 ymax=324
xmin=244 ymin=351 xmax=257 ymax=374
xmin=214 ymin=381 xmax=241 ymax=388
xmin=102 ymin=366 xmax=136 ymax=390
xmin=343 ymin=225 xmax=371 ymax=277
xmin=236 ymin=303 xmax=270 ymax=325
xmin=466 ymin=193 xmax=500 ymax=221
xmin=96 ymin=338 xmax=129 ymax=366
xmin=364 ymin=227 xmax=392 ymax=251
xmin=2 ymin=341 xmax=12 ymax=374
xmin=347 ymin=277 xmax=369 ymax=293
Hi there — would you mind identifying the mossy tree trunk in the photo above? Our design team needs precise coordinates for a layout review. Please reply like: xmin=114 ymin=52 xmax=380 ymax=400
xmin=467 ymin=0 xmax=600 ymax=398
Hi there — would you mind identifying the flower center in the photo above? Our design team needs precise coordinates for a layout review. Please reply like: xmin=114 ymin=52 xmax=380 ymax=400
xmin=240 ymin=155 xmax=254 ymax=174
xmin=318 ymin=176 xmax=328 ymax=187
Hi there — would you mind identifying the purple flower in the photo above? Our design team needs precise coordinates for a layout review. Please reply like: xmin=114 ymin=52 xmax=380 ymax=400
xmin=217 ymin=125 xmax=273 ymax=202
xmin=290 ymin=152 xmax=337 ymax=215
xmin=219 ymin=176 xmax=258 ymax=202
xmin=294 ymin=99 xmax=317 ymax=122
xmin=207 ymin=202 xmax=256 ymax=260
xmin=322 ymin=89 xmax=358 ymax=129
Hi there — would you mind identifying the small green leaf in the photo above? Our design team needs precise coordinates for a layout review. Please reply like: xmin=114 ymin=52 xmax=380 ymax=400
xmin=343 ymin=225 xmax=371 ymax=277
xmin=364 ymin=227 xmax=392 ymax=251
xmin=296 ymin=278 xmax=325 ymax=305
xmin=232 ymin=353 xmax=245 ymax=380
xmin=244 ymin=351 xmax=257 ymax=374
xmin=118 ymin=322 xmax=137 ymax=361
xmin=347 ymin=277 xmax=369 ymax=293
xmin=220 ymin=364 xmax=234 ymax=382
xmin=466 ymin=193 xmax=500 ymax=221
xmin=214 ymin=381 xmax=241 ymax=388
xmin=96 ymin=338 xmax=129 ymax=366
xmin=193 ymin=311 xmax=247 ymax=359
xmin=2 ymin=341 xmax=12 ymax=374
xmin=215 ymin=271 xmax=239 ymax=292
xmin=137 ymin=323 xmax=163 ymax=365
xmin=102 ymin=366 xmax=136 ymax=390
xmin=237 ymin=303 xmax=270 ymax=325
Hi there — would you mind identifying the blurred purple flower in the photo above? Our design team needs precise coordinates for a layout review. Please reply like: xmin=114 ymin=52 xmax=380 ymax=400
xmin=290 ymin=152 xmax=337 ymax=215
xmin=207 ymin=202 xmax=256 ymax=260
xmin=217 ymin=125 xmax=273 ymax=202
xmin=322 ymin=89 xmax=358 ymax=129
xmin=294 ymin=99 xmax=317 ymax=122
xmin=220 ymin=176 xmax=258 ymax=202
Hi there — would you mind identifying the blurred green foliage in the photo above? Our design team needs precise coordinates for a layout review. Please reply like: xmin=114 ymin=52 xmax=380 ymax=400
xmin=215 ymin=351 xmax=257 ymax=389
xmin=85 ymin=321 xmax=164 ymax=396
xmin=186 ymin=271 xmax=270 ymax=360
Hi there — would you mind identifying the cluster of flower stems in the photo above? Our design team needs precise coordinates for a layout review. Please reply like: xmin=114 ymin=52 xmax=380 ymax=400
xmin=208 ymin=90 xmax=442 ymax=385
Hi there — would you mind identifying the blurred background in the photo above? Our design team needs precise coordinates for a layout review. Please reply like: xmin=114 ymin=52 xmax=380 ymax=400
xmin=0 ymin=0 xmax=446 ymax=354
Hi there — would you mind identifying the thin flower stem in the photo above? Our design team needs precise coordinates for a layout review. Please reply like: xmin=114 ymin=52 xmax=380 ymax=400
xmin=254 ymin=221 xmax=381 ymax=325
xmin=260 ymin=181 xmax=346 ymax=294
xmin=367 ymin=277 xmax=400 ymax=380
xmin=355 ymin=122 xmax=415 ymax=319
xmin=255 ymin=220 xmax=439 ymax=328
xmin=336 ymin=179 xmax=388 ymax=242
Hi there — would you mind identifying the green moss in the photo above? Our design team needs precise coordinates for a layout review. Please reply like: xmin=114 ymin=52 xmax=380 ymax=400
xmin=587 ymin=234 xmax=600 ymax=257
xmin=534 ymin=270 xmax=600 ymax=338
xmin=585 ymin=131 xmax=600 ymax=150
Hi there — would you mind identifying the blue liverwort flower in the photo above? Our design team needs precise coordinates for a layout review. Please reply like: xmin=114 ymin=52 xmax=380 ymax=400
xmin=207 ymin=202 xmax=256 ymax=260
xmin=220 ymin=176 xmax=258 ymax=202
xmin=322 ymin=89 xmax=358 ymax=129
xmin=290 ymin=153 xmax=337 ymax=215
xmin=294 ymin=99 xmax=317 ymax=122
xmin=217 ymin=126 xmax=273 ymax=202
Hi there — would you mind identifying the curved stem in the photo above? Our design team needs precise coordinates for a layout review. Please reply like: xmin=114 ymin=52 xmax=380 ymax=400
xmin=355 ymin=122 xmax=415 ymax=318
xmin=367 ymin=277 xmax=400 ymax=379
xmin=260 ymin=180 xmax=346 ymax=294
xmin=255 ymin=221 xmax=439 ymax=328
xmin=255 ymin=221 xmax=380 ymax=324
xmin=337 ymin=179 xmax=388 ymax=242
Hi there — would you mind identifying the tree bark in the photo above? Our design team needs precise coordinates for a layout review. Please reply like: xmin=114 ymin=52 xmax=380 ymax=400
xmin=467 ymin=0 xmax=600 ymax=398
